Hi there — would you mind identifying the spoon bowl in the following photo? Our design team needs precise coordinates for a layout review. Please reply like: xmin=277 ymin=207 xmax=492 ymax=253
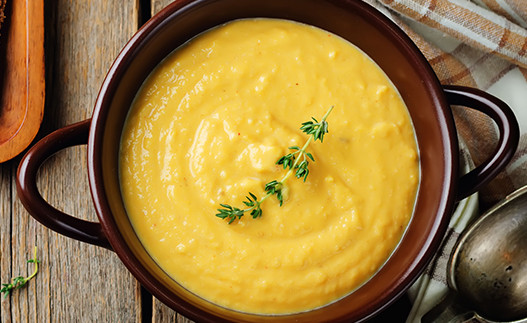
xmin=449 ymin=185 xmax=527 ymax=322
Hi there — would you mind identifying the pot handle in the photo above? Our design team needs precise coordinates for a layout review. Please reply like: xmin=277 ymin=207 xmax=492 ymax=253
xmin=16 ymin=119 xmax=112 ymax=250
xmin=443 ymin=85 xmax=520 ymax=200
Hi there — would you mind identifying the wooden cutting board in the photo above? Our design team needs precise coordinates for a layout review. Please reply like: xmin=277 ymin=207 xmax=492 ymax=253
xmin=0 ymin=0 xmax=45 ymax=163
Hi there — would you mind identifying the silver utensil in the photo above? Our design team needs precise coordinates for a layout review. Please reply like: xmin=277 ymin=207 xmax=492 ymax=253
xmin=422 ymin=185 xmax=527 ymax=323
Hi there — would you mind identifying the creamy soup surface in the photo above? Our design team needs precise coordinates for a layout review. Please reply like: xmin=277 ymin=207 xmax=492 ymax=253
xmin=120 ymin=19 xmax=419 ymax=314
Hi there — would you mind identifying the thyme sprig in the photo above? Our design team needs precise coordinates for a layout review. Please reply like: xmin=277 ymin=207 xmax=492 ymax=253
xmin=216 ymin=106 xmax=334 ymax=224
xmin=1 ymin=247 xmax=40 ymax=298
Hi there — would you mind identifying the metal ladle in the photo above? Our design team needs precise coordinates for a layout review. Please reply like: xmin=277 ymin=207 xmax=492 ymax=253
xmin=423 ymin=185 xmax=527 ymax=323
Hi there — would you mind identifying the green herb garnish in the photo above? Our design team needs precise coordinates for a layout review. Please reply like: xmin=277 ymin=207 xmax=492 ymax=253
xmin=216 ymin=105 xmax=334 ymax=224
xmin=1 ymin=247 xmax=40 ymax=298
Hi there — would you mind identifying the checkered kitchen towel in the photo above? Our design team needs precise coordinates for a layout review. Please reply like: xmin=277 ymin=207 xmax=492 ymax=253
xmin=361 ymin=0 xmax=527 ymax=321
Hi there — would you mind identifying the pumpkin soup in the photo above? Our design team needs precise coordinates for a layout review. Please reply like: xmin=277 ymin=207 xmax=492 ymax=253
xmin=119 ymin=19 xmax=419 ymax=314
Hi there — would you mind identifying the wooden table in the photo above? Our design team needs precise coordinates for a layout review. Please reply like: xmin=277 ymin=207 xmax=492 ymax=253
xmin=0 ymin=1 xmax=409 ymax=321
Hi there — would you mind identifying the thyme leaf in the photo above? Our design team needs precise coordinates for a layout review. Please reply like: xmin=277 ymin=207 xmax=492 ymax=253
xmin=216 ymin=106 xmax=334 ymax=223
xmin=1 ymin=247 xmax=40 ymax=298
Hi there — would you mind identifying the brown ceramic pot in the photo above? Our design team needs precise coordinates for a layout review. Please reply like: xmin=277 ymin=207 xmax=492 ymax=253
xmin=16 ymin=0 xmax=520 ymax=322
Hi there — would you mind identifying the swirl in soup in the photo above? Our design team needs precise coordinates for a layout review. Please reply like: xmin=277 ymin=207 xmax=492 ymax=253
xmin=120 ymin=18 xmax=419 ymax=314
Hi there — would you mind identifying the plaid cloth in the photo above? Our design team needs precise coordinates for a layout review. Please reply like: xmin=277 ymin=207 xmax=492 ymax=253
xmin=361 ymin=0 xmax=527 ymax=321
xmin=365 ymin=0 xmax=527 ymax=207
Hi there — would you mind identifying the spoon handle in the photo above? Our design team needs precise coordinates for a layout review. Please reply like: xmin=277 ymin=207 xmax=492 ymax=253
xmin=421 ymin=292 xmax=479 ymax=323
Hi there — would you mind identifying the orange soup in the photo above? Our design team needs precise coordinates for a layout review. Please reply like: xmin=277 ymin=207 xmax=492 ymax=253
xmin=120 ymin=18 xmax=419 ymax=314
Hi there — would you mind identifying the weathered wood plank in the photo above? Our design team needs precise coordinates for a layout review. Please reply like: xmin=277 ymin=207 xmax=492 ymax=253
xmin=1 ymin=0 xmax=142 ymax=322
xmin=0 ymin=160 xmax=15 ymax=322
xmin=151 ymin=0 xmax=169 ymax=15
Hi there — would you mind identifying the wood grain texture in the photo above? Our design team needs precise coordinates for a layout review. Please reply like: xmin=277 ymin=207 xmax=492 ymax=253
xmin=151 ymin=0 xmax=170 ymax=15
xmin=1 ymin=0 xmax=142 ymax=322
xmin=0 ymin=160 xmax=15 ymax=322
xmin=0 ymin=0 xmax=45 ymax=163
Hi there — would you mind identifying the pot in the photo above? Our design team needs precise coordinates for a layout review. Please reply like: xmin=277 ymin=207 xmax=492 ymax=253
xmin=16 ymin=0 xmax=519 ymax=322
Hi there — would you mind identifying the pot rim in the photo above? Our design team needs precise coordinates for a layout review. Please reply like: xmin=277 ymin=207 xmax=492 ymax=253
xmin=87 ymin=0 xmax=458 ymax=321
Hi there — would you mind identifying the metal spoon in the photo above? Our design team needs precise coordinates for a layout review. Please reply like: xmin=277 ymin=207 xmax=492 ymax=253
xmin=423 ymin=185 xmax=527 ymax=323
